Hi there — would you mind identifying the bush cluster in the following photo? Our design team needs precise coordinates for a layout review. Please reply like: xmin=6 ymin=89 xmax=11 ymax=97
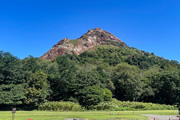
xmin=38 ymin=101 xmax=82 ymax=111
xmin=38 ymin=99 xmax=177 ymax=111
xmin=89 ymin=99 xmax=177 ymax=111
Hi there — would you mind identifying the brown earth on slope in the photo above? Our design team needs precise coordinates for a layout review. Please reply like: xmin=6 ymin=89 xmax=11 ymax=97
xmin=40 ymin=27 xmax=127 ymax=60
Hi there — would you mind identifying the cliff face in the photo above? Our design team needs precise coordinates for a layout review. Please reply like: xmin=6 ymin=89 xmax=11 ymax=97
xmin=41 ymin=27 xmax=127 ymax=60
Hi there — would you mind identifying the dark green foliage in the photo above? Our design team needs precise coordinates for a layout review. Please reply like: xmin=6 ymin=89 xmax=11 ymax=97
xmin=112 ymin=63 xmax=143 ymax=101
xmin=50 ymin=56 xmax=78 ymax=100
xmin=0 ymin=84 xmax=25 ymax=105
xmin=150 ymin=71 xmax=180 ymax=105
xmin=22 ymin=56 xmax=41 ymax=73
xmin=0 ymin=51 xmax=25 ymax=85
xmin=79 ymin=86 xmax=112 ymax=107
xmin=0 ymin=51 xmax=26 ymax=107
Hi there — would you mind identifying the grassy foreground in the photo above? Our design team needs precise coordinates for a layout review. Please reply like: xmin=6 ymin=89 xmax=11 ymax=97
xmin=0 ymin=110 xmax=178 ymax=120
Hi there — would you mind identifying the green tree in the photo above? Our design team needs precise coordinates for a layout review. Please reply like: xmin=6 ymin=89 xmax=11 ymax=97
xmin=50 ymin=56 xmax=78 ymax=100
xmin=79 ymin=86 xmax=112 ymax=107
xmin=150 ymin=71 xmax=180 ymax=105
xmin=112 ymin=63 xmax=143 ymax=101
xmin=0 ymin=51 xmax=26 ymax=108
xmin=22 ymin=56 xmax=41 ymax=73
xmin=25 ymin=70 xmax=49 ymax=107
xmin=0 ymin=84 xmax=25 ymax=105
xmin=0 ymin=51 xmax=25 ymax=84
xmin=103 ymin=88 xmax=113 ymax=101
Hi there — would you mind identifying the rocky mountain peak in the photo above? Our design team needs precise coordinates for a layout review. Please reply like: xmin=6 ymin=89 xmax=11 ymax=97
xmin=87 ymin=27 xmax=103 ymax=33
xmin=53 ymin=38 xmax=70 ymax=47
xmin=80 ymin=27 xmax=122 ymax=43
xmin=41 ymin=28 xmax=127 ymax=60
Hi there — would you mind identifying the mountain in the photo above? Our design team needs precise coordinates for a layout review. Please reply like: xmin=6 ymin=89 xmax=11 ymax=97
xmin=1 ymin=28 xmax=180 ymax=110
xmin=41 ymin=27 xmax=127 ymax=60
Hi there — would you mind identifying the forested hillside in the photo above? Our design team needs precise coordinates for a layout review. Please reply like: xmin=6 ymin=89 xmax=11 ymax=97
xmin=0 ymin=45 xmax=180 ymax=110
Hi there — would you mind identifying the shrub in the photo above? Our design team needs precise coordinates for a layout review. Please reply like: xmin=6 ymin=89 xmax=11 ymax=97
xmin=38 ymin=101 xmax=82 ymax=111
xmin=79 ymin=86 xmax=112 ymax=107
xmin=90 ymin=99 xmax=177 ymax=111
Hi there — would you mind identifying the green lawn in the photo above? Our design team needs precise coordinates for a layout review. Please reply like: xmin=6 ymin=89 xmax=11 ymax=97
xmin=0 ymin=110 xmax=178 ymax=120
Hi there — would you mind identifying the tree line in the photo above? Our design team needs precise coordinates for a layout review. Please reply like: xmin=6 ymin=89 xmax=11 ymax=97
xmin=0 ymin=46 xmax=180 ymax=110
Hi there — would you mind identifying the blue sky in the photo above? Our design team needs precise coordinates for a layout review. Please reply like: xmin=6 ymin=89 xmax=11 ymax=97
xmin=0 ymin=0 xmax=180 ymax=62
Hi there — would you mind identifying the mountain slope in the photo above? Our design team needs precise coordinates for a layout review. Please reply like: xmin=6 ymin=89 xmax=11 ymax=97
xmin=41 ymin=27 xmax=127 ymax=60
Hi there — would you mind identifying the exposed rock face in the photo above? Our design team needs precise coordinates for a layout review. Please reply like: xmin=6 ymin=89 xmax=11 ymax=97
xmin=41 ymin=27 xmax=127 ymax=60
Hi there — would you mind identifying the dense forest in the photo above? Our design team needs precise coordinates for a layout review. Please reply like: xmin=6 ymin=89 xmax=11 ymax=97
xmin=0 ymin=45 xmax=180 ymax=110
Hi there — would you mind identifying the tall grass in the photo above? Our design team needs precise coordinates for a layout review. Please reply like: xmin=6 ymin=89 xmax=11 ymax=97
xmin=89 ymin=99 xmax=177 ymax=111
xmin=39 ymin=101 xmax=82 ymax=111
xmin=38 ymin=99 xmax=177 ymax=111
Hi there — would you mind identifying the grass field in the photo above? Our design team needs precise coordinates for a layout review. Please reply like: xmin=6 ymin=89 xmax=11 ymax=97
xmin=0 ymin=110 xmax=178 ymax=120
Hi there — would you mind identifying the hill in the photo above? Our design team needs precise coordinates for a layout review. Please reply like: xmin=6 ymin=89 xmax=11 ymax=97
xmin=0 ymin=28 xmax=180 ymax=110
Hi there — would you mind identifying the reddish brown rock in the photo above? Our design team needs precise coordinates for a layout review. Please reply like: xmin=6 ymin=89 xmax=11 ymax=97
xmin=40 ymin=27 xmax=127 ymax=60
